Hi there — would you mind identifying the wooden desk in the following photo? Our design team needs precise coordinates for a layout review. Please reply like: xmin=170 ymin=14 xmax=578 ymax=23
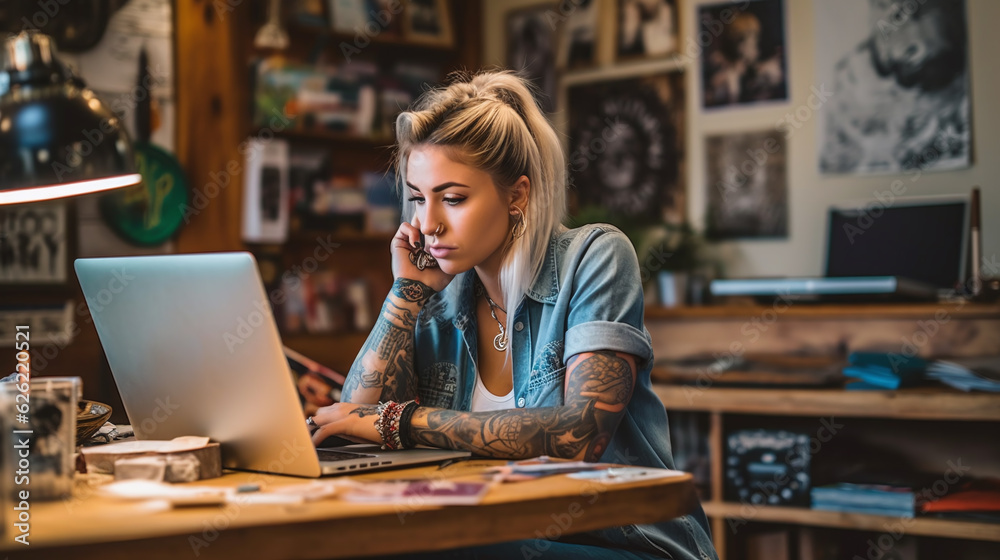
xmin=1 ymin=461 xmax=698 ymax=559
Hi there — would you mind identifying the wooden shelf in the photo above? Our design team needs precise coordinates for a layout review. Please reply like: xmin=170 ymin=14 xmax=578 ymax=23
xmin=644 ymin=303 xmax=1000 ymax=321
xmin=264 ymin=128 xmax=395 ymax=146
xmin=653 ymin=386 xmax=1000 ymax=421
xmin=703 ymin=502 xmax=1000 ymax=542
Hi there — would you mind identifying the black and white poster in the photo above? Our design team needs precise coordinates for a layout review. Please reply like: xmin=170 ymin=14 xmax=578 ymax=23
xmin=0 ymin=204 xmax=68 ymax=284
xmin=567 ymin=72 xmax=686 ymax=224
xmin=705 ymin=131 xmax=787 ymax=239
xmin=699 ymin=0 xmax=787 ymax=109
xmin=816 ymin=0 xmax=971 ymax=175
xmin=507 ymin=4 xmax=557 ymax=113
xmin=556 ymin=0 xmax=598 ymax=70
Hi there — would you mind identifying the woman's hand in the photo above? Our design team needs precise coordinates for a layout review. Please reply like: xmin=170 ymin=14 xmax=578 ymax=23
xmin=390 ymin=216 xmax=454 ymax=293
xmin=309 ymin=402 xmax=381 ymax=446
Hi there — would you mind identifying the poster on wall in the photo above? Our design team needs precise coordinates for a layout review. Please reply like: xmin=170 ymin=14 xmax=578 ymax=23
xmin=699 ymin=0 xmax=788 ymax=109
xmin=705 ymin=131 xmax=787 ymax=239
xmin=0 ymin=204 xmax=68 ymax=284
xmin=567 ymin=71 xmax=686 ymax=224
xmin=507 ymin=4 xmax=557 ymax=113
xmin=556 ymin=0 xmax=598 ymax=70
xmin=815 ymin=0 xmax=971 ymax=175
xmin=616 ymin=0 xmax=678 ymax=61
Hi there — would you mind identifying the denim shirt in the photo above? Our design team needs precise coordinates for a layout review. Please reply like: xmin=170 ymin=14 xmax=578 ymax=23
xmin=413 ymin=224 xmax=717 ymax=560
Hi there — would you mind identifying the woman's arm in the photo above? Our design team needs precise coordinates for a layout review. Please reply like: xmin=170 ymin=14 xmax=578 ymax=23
xmin=340 ymin=278 xmax=435 ymax=404
xmin=408 ymin=350 xmax=637 ymax=461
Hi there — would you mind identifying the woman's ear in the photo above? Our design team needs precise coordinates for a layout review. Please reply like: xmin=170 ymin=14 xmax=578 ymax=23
xmin=509 ymin=175 xmax=530 ymax=212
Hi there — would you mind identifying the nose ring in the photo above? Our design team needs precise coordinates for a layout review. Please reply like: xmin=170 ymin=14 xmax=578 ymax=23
xmin=434 ymin=224 xmax=443 ymax=235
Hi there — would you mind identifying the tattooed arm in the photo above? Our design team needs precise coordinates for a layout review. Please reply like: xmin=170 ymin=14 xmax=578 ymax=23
xmin=407 ymin=351 xmax=637 ymax=461
xmin=340 ymin=278 xmax=436 ymax=404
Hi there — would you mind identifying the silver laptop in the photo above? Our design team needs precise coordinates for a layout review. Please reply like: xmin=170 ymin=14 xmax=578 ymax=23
xmin=75 ymin=252 xmax=469 ymax=477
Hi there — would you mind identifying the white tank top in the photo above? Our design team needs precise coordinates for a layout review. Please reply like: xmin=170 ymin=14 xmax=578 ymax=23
xmin=470 ymin=368 xmax=515 ymax=412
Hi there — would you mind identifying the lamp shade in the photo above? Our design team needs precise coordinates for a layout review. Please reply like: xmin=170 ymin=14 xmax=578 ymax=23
xmin=0 ymin=31 xmax=140 ymax=205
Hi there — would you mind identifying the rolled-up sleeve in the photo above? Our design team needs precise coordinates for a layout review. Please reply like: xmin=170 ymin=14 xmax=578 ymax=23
xmin=563 ymin=228 xmax=653 ymax=367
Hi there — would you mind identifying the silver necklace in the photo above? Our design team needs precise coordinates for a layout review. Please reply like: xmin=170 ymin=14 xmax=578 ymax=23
xmin=476 ymin=279 xmax=508 ymax=351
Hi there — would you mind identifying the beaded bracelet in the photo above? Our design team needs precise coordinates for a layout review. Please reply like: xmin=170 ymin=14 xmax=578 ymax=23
xmin=375 ymin=401 xmax=403 ymax=450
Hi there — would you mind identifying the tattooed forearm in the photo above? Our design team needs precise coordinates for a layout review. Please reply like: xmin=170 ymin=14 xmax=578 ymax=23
xmin=408 ymin=352 xmax=636 ymax=461
xmin=342 ymin=278 xmax=436 ymax=404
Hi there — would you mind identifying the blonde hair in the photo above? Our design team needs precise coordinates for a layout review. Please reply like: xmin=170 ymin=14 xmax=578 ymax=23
xmin=394 ymin=70 xmax=567 ymax=351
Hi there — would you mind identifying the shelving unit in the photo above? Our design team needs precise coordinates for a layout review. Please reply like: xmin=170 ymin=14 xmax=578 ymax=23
xmin=644 ymin=303 xmax=1000 ymax=558
xmin=228 ymin=0 xmax=483 ymax=370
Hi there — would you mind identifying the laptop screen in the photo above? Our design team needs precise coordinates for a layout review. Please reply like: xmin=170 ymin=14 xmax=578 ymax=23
xmin=825 ymin=197 xmax=968 ymax=290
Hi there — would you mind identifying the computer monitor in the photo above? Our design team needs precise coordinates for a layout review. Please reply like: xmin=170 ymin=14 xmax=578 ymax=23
xmin=825 ymin=195 xmax=969 ymax=291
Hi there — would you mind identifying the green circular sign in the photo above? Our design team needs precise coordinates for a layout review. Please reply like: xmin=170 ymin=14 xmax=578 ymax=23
xmin=100 ymin=142 xmax=189 ymax=246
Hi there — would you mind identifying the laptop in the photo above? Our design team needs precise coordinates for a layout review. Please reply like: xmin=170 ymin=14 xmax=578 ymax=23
xmin=710 ymin=195 xmax=970 ymax=302
xmin=75 ymin=252 xmax=469 ymax=477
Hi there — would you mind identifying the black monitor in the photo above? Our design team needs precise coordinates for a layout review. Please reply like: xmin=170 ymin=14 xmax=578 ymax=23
xmin=825 ymin=196 xmax=968 ymax=291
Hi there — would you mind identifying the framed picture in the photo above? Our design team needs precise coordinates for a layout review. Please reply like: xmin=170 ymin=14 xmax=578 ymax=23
xmin=556 ymin=0 xmax=598 ymax=70
xmin=815 ymin=0 xmax=970 ymax=175
xmin=705 ymin=131 xmax=788 ymax=239
xmin=403 ymin=0 xmax=453 ymax=47
xmin=616 ymin=0 xmax=678 ymax=61
xmin=566 ymin=71 xmax=686 ymax=225
xmin=506 ymin=4 xmax=557 ymax=113
xmin=242 ymin=138 xmax=290 ymax=244
xmin=327 ymin=0 xmax=369 ymax=33
xmin=699 ymin=0 xmax=788 ymax=109
xmin=0 ymin=202 xmax=71 ymax=287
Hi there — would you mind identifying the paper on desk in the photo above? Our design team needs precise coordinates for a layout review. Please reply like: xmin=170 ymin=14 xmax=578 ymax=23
xmin=341 ymin=479 xmax=493 ymax=506
xmin=81 ymin=436 xmax=211 ymax=455
xmin=98 ymin=478 xmax=344 ymax=507
xmin=567 ymin=467 xmax=686 ymax=484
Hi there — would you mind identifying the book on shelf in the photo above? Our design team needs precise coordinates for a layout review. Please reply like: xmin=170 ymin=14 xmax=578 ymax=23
xmin=926 ymin=357 xmax=1000 ymax=392
xmin=811 ymin=483 xmax=916 ymax=518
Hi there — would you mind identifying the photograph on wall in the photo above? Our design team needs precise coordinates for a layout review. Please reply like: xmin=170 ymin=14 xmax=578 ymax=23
xmin=616 ymin=0 xmax=678 ymax=60
xmin=0 ymin=204 xmax=68 ymax=284
xmin=816 ymin=0 xmax=971 ymax=175
xmin=699 ymin=0 xmax=787 ymax=109
xmin=403 ymin=0 xmax=453 ymax=47
xmin=507 ymin=4 xmax=557 ymax=113
xmin=556 ymin=0 xmax=598 ymax=70
xmin=567 ymin=71 xmax=686 ymax=224
xmin=705 ymin=131 xmax=787 ymax=239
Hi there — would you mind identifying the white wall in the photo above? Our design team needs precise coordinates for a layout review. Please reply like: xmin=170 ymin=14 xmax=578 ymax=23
xmin=483 ymin=0 xmax=998 ymax=279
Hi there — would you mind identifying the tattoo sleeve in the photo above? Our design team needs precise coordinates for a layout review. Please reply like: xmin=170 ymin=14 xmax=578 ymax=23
xmin=342 ymin=278 xmax=436 ymax=404
xmin=407 ymin=351 xmax=637 ymax=461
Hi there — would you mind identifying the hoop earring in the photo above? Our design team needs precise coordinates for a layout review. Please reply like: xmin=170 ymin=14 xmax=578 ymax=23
xmin=510 ymin=205 xmax=526 ymax=240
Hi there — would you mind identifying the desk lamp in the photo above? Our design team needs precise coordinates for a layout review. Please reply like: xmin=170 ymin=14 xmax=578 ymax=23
xmin=0 ymin=30 xmax=140 ymax=205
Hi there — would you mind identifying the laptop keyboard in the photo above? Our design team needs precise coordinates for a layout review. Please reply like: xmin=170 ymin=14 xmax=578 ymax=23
xmin=316 ymin=449 xmax=377 ymax=462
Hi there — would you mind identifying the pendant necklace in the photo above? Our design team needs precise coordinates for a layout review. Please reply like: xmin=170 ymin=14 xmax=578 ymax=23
xmin=476 ymin=278 xmax=508 ymax=351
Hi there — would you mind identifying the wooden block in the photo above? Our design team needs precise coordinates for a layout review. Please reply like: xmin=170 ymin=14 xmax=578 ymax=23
xmin=83 ymin=442 xmax=222 ymax=481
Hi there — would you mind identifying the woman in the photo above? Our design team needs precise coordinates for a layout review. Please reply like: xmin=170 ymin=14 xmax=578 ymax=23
xmin=308 ymin=70 xmax=716 ymax=560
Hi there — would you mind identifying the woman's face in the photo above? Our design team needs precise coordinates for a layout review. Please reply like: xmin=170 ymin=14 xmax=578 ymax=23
xmin=405 ymin=145 xmax=512 ymax=275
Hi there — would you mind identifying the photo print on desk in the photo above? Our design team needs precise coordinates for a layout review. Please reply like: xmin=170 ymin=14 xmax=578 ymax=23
xmin=506 ymin=4 xmax=558 ymax=113
xmin=0 ymin=203 xmax=69 ymax=285
xmin=705 ymin=130 xmax=787 ymax=239
xmin=815 ymin=0 xmax=971 ymax=174
xmin=699 ymin=0 xmax=788 ymax=109
xmin=616 ymin=0 xmax=679 ymax=61
xmin=567 ymin=71 xmax=686 ymax=224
